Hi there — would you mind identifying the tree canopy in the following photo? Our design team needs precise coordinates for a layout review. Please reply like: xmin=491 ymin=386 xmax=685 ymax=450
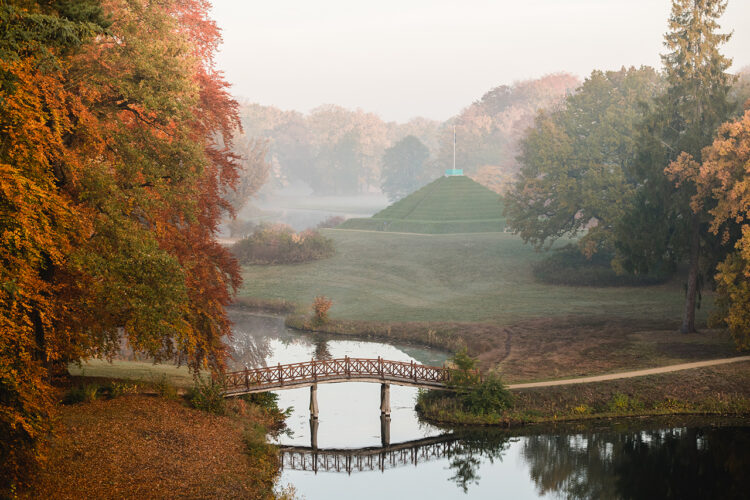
xmin=505 ymin=67 xmax=662 ymax=254
xmin=1 ymin=0 xmax=245 ymax=485
xmin=667 ymin=108 xmax=750 ymax=347
xmin=616 ymin=0 xmax=735 ymax=333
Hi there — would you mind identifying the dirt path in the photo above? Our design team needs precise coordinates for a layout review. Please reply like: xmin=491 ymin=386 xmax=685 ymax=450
xmin=508 ymin=356 xmax=750 ymax=389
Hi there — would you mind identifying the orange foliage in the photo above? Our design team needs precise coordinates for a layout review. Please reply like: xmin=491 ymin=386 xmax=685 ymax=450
xmin=312 ymin=296 xmax=334 ymax=325
xmin=1 ymin=0 xmax=242 ymax=486
xmin=667 ymin=110 xmax=750 ymax=346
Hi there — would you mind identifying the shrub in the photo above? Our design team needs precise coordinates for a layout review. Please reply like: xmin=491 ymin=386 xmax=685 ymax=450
xmin=186 ymin=376 xmax=226 ymax=415
xmin=105 ymin=381 xmax=139 ymax=398
xmin=65 ymin=384 xmax=101 ymax=404
xmin=151 ymin=374 xmax=178 ymax=400
xmin=444 ymin=350 xmax=513 ymax=416
xmin=231 ymin=224 xmax=334 ymax=265
xmin=607 ymin=393 xmax=644 ymax=413
xmin=241 ymin=392 xmax=280 ymax=411
xmin=316 ymin=216 xmax=346 ymax=229
xmin=461 ymin=374 xmax=514 ymax=415
xmin=312 ymin=295 xmax=333 ymax=326
xmin=533 ymin=245 xmax=669 ymax=287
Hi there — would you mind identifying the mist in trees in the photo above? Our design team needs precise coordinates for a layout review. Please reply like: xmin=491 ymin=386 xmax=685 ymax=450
xmin=380 ymin=136 xmax=430 ymax=202
xmin=436 ymin=73 xmax=580 ymax=193
xmin=232 ymin=74 xmax=582 ymax=201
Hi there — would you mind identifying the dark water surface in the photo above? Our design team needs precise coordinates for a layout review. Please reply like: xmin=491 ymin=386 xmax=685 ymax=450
xmin=228 ymin=311 xmax=750 ymax=499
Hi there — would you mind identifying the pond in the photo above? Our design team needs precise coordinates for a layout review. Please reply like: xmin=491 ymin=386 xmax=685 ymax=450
xmin=227 ymin=310 xmax=750 ymax=499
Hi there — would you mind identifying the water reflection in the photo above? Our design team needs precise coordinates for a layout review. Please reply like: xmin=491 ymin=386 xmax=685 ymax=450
xmin=313 ymin=339 xmax=332 ymax=360
xmin=521 ymin=426 xmax=750 ymax=499
xmin=279 ymin=425 xmax=750 ymax=499
xmin=225 ymin=312 xmax=750 ymax=498
xmin=226 ymin=310 xmax=449 ymax=449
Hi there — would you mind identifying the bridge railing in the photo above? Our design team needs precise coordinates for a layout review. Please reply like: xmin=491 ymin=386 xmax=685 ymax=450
xmin=280 ymin=435 xmax=458 ymax=473
xmin=222 ymin=356 xmax=472 ymax=393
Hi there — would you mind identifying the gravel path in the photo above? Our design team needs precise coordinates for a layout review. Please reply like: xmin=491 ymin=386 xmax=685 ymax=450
xmin=508 ymin=356 xmax=750 ymax=389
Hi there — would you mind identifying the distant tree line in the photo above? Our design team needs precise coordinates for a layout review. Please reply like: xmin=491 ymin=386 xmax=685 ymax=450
xmin=235 ymin=74 xmax=580 ymax=200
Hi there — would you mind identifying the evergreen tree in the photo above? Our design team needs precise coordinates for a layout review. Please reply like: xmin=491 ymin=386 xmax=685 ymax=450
xmin=615 ymin=0 xmax=735 ymax=333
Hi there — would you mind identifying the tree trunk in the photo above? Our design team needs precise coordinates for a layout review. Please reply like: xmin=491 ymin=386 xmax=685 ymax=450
xmin=680 ymin=216 xmax=700 ymax=334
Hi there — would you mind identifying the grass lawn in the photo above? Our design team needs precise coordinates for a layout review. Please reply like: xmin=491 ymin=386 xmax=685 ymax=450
xmin=239 ymin=229 xmax=706 ymax=325
xmin=340 ymin=176 xmax=506 ymax=233
xmin=68 ymin=359 xmax=202 ymax=388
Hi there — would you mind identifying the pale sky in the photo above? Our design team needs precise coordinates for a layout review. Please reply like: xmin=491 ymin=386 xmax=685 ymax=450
xmin=210 ymin=0 xmax=750 ymax=122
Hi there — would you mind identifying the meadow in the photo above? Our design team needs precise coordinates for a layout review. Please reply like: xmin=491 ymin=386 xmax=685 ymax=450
xmin=238 ymin=229 xmax=706 ymax=326
xmin=340 ymin=176 xmax=506 ymax=233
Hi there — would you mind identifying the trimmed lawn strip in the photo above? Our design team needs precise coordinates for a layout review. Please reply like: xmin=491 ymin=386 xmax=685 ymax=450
xmin=417 ymin=361 xmax=750 ymax=426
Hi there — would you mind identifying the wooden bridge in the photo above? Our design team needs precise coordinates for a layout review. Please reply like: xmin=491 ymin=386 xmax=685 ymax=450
xmin=280 ymin=434 xmax=458 ymax=474
xmin=223 ymin=356 xmax=466 ymax=395
xmin=222 ymin=356 xmax=474 ymax=418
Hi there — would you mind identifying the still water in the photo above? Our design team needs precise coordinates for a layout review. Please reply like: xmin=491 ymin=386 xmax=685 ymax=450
xmin=228 ymin=310 xmax=750 ymax=499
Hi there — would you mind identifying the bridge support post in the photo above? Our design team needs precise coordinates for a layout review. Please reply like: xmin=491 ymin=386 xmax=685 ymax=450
xmin=309 ymin=416 xmax=318 ymax=450
xmin=380 ymin=383 xmax=390 ymax=416
xmin=380 ymin=413 xmax=391 ymax=447
xmin=309 ymin=383 xmax=319 ymax=419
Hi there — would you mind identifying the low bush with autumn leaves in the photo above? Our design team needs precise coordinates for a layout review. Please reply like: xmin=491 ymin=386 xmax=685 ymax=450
xmin=231 ymin=224 xmax=335 ymax=265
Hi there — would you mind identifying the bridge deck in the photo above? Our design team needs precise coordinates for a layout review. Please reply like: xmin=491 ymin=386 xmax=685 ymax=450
xmin=279 ymin=434 xmax=458 ymax=473
xmin=223 ymin=356 xmax=470 ymax=396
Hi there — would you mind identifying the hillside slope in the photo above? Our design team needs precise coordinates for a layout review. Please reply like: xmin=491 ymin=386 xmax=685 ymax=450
xmin=340 ymin=176 xmax=505 ymax=233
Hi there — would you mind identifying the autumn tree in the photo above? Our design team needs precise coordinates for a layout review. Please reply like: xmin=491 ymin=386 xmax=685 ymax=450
xmin=667 ymin=109 xmax=750 ymax=348
xmin=616 ymin=0 xmax=735 ymax=333
xmin=1 ymin=0 xmax=242 ymax=487
xmin=506 ymin=67 xmax=662 ymax=255
xmin=380 ymin=135 xmax=430 ymax=201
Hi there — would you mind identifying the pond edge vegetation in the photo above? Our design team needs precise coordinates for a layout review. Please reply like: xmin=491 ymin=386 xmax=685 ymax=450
xmin=270 ymin=304 xmax=750 ymax=427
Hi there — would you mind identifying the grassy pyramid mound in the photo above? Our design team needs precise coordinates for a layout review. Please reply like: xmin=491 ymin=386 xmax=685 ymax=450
xmin=339 ymin=176 xmax=506 ymax=234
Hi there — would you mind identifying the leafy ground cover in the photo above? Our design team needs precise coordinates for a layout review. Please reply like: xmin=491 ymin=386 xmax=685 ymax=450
xmin=21 ymin=394 xmax=284 ymax=499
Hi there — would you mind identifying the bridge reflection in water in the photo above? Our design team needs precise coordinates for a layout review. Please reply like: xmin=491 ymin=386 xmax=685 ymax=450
xmin=280 ymin=433 xmax=457 ymax=474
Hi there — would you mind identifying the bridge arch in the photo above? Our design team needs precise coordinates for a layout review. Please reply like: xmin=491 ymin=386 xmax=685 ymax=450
xmin=222 ymin=356 xmax=467 ymax=396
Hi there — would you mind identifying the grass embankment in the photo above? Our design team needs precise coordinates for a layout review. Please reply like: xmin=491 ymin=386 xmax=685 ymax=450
xmin=241 ymin=231 xmax=730 ymax=375
xmin=238 ymin=228 xmax=748 ymax=425
xmin=339 ymin=176 xmax=506 ymax=234
xmin=417 ymin=361 xmax=750 ymax=426
xmin=68 ymin=359 xmax=200 ymax=388
xmin=20 ymin=374 xmax=289 ymax=500
xmin=240 ymin=230 xmax=696 ymax=324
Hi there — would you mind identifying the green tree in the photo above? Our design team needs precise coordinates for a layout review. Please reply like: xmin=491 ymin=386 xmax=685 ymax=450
xmin=615 ymin=0 xmax=735 ymax=333
xmin=380 ymin=135 xmax=429 ymax=201
xmin=506 ymin=67 xmax=662 ymax=255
